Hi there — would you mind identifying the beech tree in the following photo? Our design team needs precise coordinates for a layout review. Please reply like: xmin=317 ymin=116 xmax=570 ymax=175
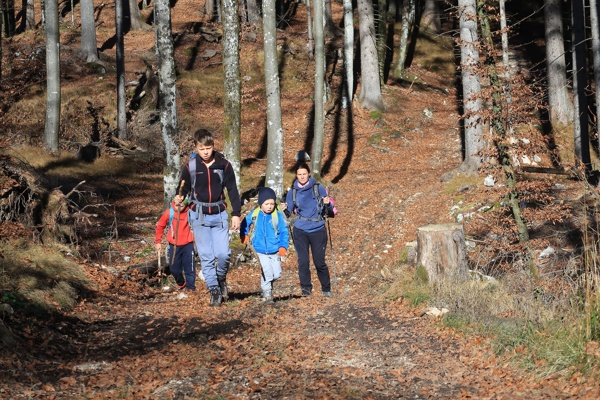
xmin=127 ymin=0 xmax=149 ymax=31
xmin=115 ymin=0 xmax=127 ymax=139
xmin=343 ymin=0 xmax=354 ymax=105
xmin=44 ymin=0 xmax=60 ymax=154
xmin=591 ymin=0 xmax=600 ymax=152
xmin=458 ymin=0 xmax=482 ymax=172
xmin=356 ymin=0 xmax=384 ymax=111
xmin=422 ymin=0 xmax=441 ymax=33
xmin=80 ymin=0 xmax=100 ymax=63
xmin=544 ymin=0 xmax=573 ymax=127
xmin=263 ymin=0 xmax=285 ymax=196
xmin=155 ymin=0 xmax=181 ymax=203
xmin=222 ymin=0 xmax=242 ymax=189
xmin=311 ymin=0 xmax=326 ymax=178
xmin=571 ymin=0 xmax=590 ymax=168
xmin=394 ymin=0 xmax=416 ymax=79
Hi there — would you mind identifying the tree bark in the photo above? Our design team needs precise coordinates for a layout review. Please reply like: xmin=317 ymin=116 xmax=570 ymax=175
xmin=222 ymin=0 xmax=242 ymax=190
xmin=572 ymin=0 xmax=590 ymax=169
xmin=544 ymin=0 xmax=573 ymax=127
xmin=343 ymin=0 xmax=354 ymax=106
xmin=394 ymin=0 xmax=415 ymax=79
xmin=416 ymin=224 xmax=468 ymax=285
xmin=458 ymin=0 xmax=482 ymax=172
xmin=421 ymin=0 xmax=441 ymax=33
xmin=80 ymin=0 xmax=100 ymax=63
xmin=263 ymin=0 xmax=285 ymax=197
xmin=115 ymin=0 xmax=127 ymax=139
xmin=155 ymin=0 xmax=181 ymax=205
xmin=44 ymin=0 xmax=60 ymax=154
xmin=356 ymin=0 xmax=384 ymax=111
xmin=311 ymin=0 xmax=325 ymax=178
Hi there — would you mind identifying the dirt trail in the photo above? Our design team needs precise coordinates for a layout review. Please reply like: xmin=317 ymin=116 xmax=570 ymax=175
xmin=3 ymin=86 xmax=588 ymax=399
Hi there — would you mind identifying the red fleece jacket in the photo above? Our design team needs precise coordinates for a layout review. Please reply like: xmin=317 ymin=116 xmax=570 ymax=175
xmin=155 ymin=203 xmax=194 ymax=246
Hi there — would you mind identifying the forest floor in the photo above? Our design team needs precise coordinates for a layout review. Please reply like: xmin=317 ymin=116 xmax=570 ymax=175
xmin=1 ymin=1 xmax=600 ymax=399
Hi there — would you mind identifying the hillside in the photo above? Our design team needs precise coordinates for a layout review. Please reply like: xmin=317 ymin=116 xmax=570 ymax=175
xmin=1 ymin=1 xmax=599 ymax=398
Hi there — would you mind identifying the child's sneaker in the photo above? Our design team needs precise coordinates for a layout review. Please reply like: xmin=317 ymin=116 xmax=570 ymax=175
xmin=177 ymin=282 xmax=187 ymax=291
xmin=322 ymin=291 xmax=331 ymax=297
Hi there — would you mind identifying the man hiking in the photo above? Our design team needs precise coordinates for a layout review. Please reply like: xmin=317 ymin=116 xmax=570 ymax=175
xmin=174 ymin=129 xmax=242 ymax=306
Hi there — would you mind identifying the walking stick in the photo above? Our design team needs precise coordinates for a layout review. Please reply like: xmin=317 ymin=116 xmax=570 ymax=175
xmin=170 ymin=180 xmax=185 ymax=266
xmin=157 ymin=249 xmax=164 ymax=277
xmin=326 ymin=218 xmax=337 ymax=292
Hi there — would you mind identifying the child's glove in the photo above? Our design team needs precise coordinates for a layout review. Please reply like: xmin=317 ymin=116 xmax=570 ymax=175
xmin=278 ymin=248 xmax=287 ymax=257
xmin=242 ymin=236 xmax=249 ymax=245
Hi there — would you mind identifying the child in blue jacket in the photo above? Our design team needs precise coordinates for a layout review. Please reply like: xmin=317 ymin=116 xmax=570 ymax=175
xmin=240 ymin=187 xmax=289 ymax=303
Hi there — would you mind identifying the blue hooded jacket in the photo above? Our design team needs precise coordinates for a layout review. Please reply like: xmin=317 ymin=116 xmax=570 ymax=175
xmin=241 ymin=209 xmax=289 ymax=255
xmin=285 ymin=177 xmax=330 ymax=233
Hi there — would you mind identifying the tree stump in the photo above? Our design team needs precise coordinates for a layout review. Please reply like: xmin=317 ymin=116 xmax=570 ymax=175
xmin=416 ymin=223 xmax=468 ymax=284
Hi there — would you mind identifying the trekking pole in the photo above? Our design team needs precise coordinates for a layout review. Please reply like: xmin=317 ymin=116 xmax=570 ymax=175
xmin=170 ymin=180 xmax=185 ymax=266
xmin=326 ymin=218 xmax=337 ymax=292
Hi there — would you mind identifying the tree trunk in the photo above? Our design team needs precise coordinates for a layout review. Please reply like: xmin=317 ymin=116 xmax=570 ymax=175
xmin=478 ymin=0 xmax=529 ymax=243
xmin=44 ymin=0 xmax=60 ymax=154
xmin=127 ymin=0 xmax=149 ymax=31
xmin=416 ymin=224 xmax=468 ymax=285
xmin=376 ymin=0 xmax=387 ymax=84
xmin=458 ymin=0 xmax=482 ymax=172
xmin=222 ymin=0 xmax=242 ymax=190
xmin=311 ymin=0 xmax=325 ymax=178
xmin=306 ymin=0 xmax=314 ymax=57
xmin=245 ymin=0 xmax=260 ymax=25
xmin=544 ymin=0 xmax=573 ymax=127
xmin=324 ymin=0 xmax=337 ymax=38
xmin=155 ymin=0 xmax=181 ymax=205
xmin=356 ymin=0 xmax=384 ymax=111
xmin=2 ymin=0 xmax=15 ymax=37
xmin=205 ymin=0 xmax=216 ymax=22
xmin=590 ymin=0 xmax=600 ymax=157
xmin=572 ymin=0 xmax=590 ymax=169
xmin=80 ymin=0 xmax=100 ymax=63
xmin=499 ymin=0 xmax=511 ymax=106
xmin=263 ymin=0 xmax=285 ymax=197
xmin=343 ymin=0 xmax=354 ymax=106
xmin=115 ymin=0 xmax=127 ymax=139
xmin=24 ymin=0 xmax=35 ymax=30
xmin=421 ymin=0 xmax=441 ymax=33
xmin=394 ymin=0 xmax=415 ymax=79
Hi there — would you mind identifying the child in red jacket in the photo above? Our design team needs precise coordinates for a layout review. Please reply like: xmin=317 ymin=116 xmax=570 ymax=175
xmin=155 ymin=201 xmax=196 ymax=291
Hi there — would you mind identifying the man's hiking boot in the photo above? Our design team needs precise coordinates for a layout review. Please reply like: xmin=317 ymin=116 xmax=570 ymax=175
xmin=301 ymin=288 xmax=312 ymax=297
xmin=209 ymin=287 xmax=222 ymax=306
xmin=262 ymin=290 xmax=274 ymax=304
xmin=217 ymin=276 xmax=228 ymax=301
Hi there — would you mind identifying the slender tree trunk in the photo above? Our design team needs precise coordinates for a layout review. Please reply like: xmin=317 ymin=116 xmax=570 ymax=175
xmin=324 ymin=0 xmax=337 ymax=38
xmin=306 ymin=0 xmax=314 ymax=57
xmin=263 ymin=0 xmax=285 ymax=196
xmin=155 ymin=0 xmax=180 ymax=205
xmin=544 ymin=0 xmax=573 ymax=126
xmin=246 ymin=0 xmax=260 ymax=25
xmin=127 ymin=0 xmax=149 ymax=31
xmin=589 ymin=0 xmax=600 ymax=156
xmin=206 ymin=0 xmax=216 ymax=22
xmin=421 ymin=0 xmax=441 ymax=33
xmin=572 ymin=0 xmax=590 ymax=169
xmin=478 ymin=0 xmax=529 ymax=243
xmin=394 ymin=0 xmax=415 ymax=79
xmin=222 ymin=0 xmax=242 ymax=190
xmin=2 ymin=0 xmax=15 ymax=37
xmin=376 ymin=0 xmax=387 ymax=84
xmin=115 ymin=0 xmax=127 ymax=139
xmin=458 ymin=0 xmax=482 ymax=172
xmin=357 ymin=0 xmax=384 ymax=111
xmin=343 ymin=0 xmax=354 ymax=106
xmin=499 ymin=0 xmax=511 ymax=106
xmin=311 ymin=0 xmax=325 ymax=178
xmin=26 ymin=0 xmax=35 ymax=29
xmin=44 ymin=0 xmax=60 ymax=154
xmin=80 ymin=0 xmax=100 ymax=62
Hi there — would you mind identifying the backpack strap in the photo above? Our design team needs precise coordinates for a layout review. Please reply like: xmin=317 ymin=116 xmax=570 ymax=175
xmin=294 ymin=183 xmax=325 ymax=222
xmin=249 ymin=207 xmax=279 ymax=241
xmin=187 ymin=153 xmax=226 ymax=224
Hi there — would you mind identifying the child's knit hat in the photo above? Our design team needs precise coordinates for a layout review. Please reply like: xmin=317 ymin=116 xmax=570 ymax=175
xmin=258 ymin=187 xmax=277 ymax=205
